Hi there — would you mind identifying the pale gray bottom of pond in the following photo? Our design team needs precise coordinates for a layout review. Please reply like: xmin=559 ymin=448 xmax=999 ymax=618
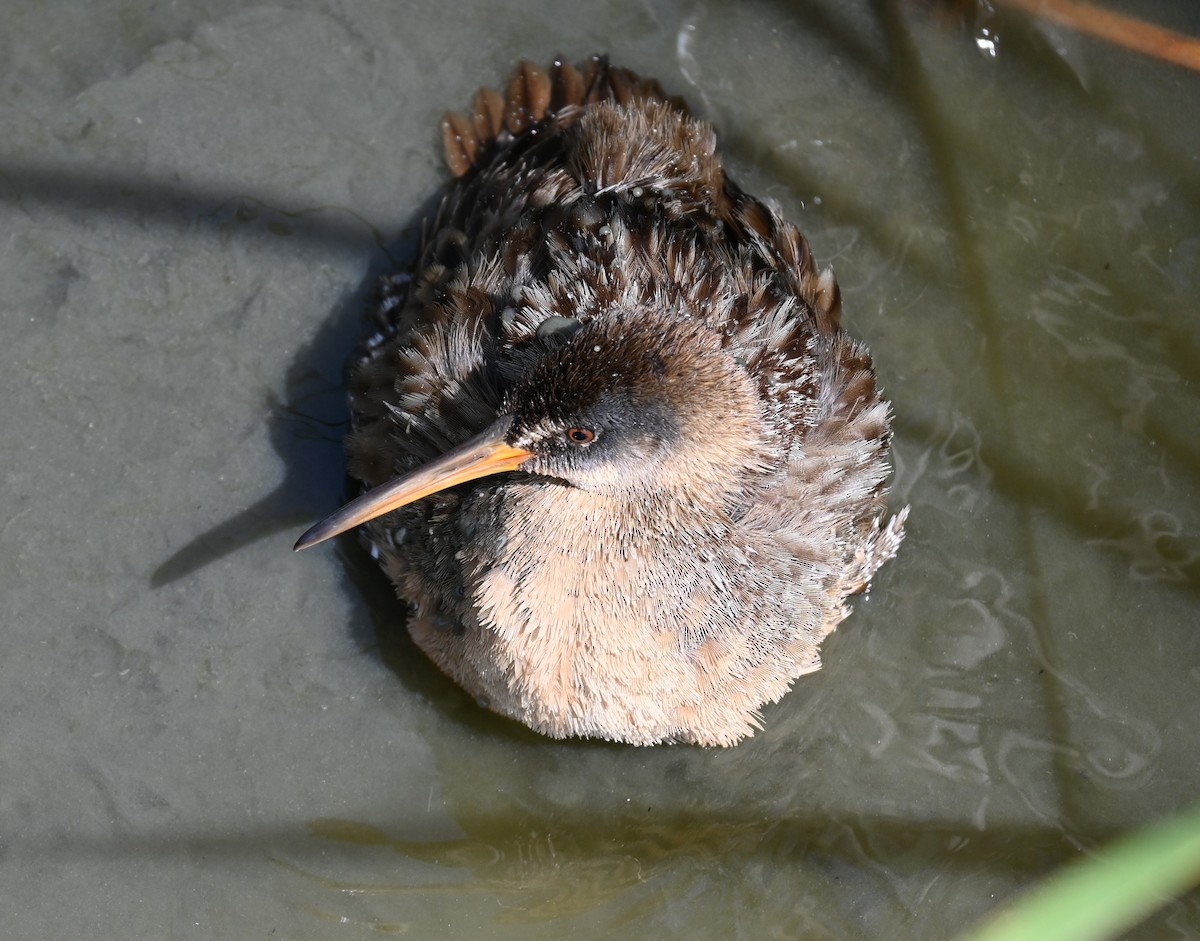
xmin=2 ymin=0 xmax=1198 ymax=938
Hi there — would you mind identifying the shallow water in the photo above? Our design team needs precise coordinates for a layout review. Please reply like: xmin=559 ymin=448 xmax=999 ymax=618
xmin=2 ymin=0 xmax=1198 ymax=937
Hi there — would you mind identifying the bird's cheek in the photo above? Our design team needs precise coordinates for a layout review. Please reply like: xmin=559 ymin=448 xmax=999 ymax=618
xmin=573 ymin=455 xmax=659 ymax=495
xmin=523 ymin=453 xmax=589 ymax=488
xmin=620 ymin=433 xmax=669 ymax=470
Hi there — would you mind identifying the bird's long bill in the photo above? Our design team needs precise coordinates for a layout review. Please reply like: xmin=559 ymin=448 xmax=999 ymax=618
xmin=293 ymin=416 xmax=533 ymax=552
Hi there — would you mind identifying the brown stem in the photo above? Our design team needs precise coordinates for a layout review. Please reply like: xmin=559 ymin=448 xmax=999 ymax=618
xmin=994 ymin=0 xmax=1200 ymax=71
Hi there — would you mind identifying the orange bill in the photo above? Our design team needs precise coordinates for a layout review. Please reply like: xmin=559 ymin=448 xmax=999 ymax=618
xmin=294 ymin=417 xmax=533 ymax=551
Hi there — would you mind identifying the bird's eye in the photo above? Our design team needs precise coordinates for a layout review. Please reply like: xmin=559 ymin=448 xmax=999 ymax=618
xmin=565 ymin=426 xmax=596 ymax=445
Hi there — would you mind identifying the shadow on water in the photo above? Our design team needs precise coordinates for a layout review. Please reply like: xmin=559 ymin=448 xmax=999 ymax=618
xmin=145 ymin=283 xmax=364 ymax=589
xmin=0 ymin=157 xmax=442 ymax=589
xmin=3 ymin=806 xmax=1133 ymax=928
xmin=0 ymin=161 xmax=388 ymax=250
xmin=118 ymin=192 xmax=442 ymax=588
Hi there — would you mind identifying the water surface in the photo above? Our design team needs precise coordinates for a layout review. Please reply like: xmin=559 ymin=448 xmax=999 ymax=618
xmin=2 ymin=0 xmax=1198 ymax=937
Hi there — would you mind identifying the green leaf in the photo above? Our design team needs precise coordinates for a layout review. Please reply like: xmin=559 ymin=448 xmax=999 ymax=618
xmin=960 ymin=804 xmax=1200 ymax=941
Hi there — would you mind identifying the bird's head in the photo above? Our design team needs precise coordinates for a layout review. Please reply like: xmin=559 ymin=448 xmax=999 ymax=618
xmin=295 ymin=309 xmax=777 ymax=551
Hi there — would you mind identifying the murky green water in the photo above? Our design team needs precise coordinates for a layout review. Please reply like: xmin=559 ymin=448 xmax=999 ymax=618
xmin=2 ymin=0 xmax=1198 ymax=938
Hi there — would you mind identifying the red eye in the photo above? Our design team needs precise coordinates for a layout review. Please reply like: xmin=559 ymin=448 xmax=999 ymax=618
xmin=566 ymin=427 xmax=596 ymax=445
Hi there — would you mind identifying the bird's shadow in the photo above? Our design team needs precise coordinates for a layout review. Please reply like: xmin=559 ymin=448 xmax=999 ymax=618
xmin=137 ymin=175 xmax=529 ymax=713
xmin=147 ymin=193 xmax=439 ymax=591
